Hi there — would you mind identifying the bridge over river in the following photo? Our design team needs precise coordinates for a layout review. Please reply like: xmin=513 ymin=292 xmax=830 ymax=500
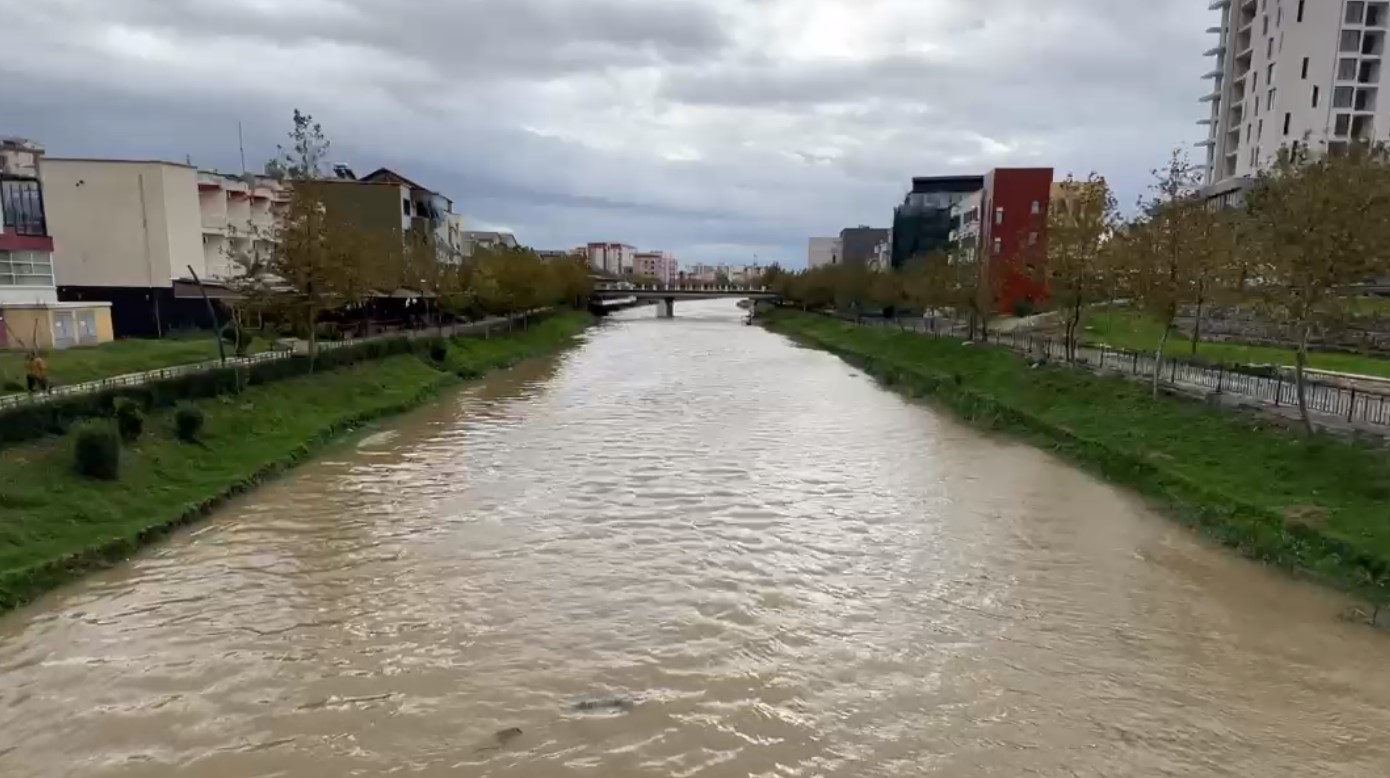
xmin=592 ymin=283 xmax=778 ymax=317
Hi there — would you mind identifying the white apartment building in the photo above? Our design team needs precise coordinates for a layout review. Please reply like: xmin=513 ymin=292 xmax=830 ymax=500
xmin=807 ymin=237 xmax=841 ymax=269
xmin=586 ymin=242 xmax=636 ymax=275
xmin=948 ymin=190 xmax=983 ymax=264
xmin=1202 ymin=0 xmax=1390 ymax=186
xmin=41 ymin=159 xmax=289 ymax=337
xmin=43 ymin=159 xmax=287 ymax=289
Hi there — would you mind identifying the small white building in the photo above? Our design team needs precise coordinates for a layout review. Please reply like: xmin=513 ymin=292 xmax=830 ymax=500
xmin=807 ymin=237 xmax=841 ymax=269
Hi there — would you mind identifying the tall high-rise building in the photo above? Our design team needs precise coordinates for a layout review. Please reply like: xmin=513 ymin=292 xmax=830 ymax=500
xmin=1201 ymin=0 xmax=1389 ymax=188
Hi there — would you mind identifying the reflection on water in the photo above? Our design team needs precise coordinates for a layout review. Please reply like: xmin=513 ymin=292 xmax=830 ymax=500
xmin=2 ymin=301 xmax=1389 ymax=777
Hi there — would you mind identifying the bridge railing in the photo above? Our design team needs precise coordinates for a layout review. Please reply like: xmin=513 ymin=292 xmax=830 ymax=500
xmin=592 ymin=284 xmax=772 ymax=293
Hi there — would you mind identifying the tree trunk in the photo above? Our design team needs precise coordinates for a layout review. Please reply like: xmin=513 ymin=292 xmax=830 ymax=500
xmin=1294 ymin=323 xmax=1313 ymax=435
xmin=307 ymin=302 xmax=320 ymax=372
xmin=1152 ymin=323 xmax=1171 ymax=399
xmin=1190 ymin=292 xmax=1204 ymax=356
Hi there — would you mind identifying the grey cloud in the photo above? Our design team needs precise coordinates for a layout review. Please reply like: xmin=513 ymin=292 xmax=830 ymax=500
xmin=38 ymin=0 xmax=732 ymax=79
xmin=0 ymin=0 xmax=1220 ymax=265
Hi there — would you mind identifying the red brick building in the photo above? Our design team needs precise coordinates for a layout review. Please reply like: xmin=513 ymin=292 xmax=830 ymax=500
xmin=979 ymin=167 xmax=1053 ymax=316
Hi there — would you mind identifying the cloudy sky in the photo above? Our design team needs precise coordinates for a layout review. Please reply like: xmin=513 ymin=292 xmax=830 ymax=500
xmin=0 ymin=0 xmax=1214 ymax=267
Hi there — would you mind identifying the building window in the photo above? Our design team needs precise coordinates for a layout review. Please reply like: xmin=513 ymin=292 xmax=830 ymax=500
xmin=1255 ymin=96 xmax=1261 ymax=114
xmin=402 ymin=199 xmax=411 ymax=216
xmin=0 ymin=250 xmax=55 ymax=287
xmin=1268 ymin=64 xmax=1275 ymax=83
xmin=1313 ymin=85 xmax=1320 ymax=107
xmin=992 ymin=238 xmax=1002 ymax=255
xmin=1029 ymin=200 xmax=1041 ymax=215
xmin=994 ymin=207 xmax=1004 ymax=225
xmin=1258 ymin=118 xmax=1264 ymax=139
xmin=1269 ymin=87 xmax=1276 ymax=106
xmin=1268 ymin=37 xmax=1275 ymax=57
xmin=0 ymin=179 xmax=47 ymax=236
xmin=1335 ymin=113 xmax=1351 ymax=137
xmin=1263 ymin=15 xmax=1270 ymax=35
xmin=1297 ymin=0 xmax=1305 ymax=22
xmin=1253 ymin=72 xmax=1259 ymax=91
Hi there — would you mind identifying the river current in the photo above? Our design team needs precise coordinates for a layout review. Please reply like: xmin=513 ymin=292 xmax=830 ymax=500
xmin=2 ymin=301 xmax=1388 ymax=777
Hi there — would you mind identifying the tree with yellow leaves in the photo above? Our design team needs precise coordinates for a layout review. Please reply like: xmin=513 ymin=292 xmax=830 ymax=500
xmin=1242 ymin=141 xmax=1390 ymax=433
xmin=1048 ymin=173 xmax=1117 ymax=362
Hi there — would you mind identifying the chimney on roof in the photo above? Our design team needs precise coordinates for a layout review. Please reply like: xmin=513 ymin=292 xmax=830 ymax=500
xmin=332 ymin=164 xmax=357 ymax=180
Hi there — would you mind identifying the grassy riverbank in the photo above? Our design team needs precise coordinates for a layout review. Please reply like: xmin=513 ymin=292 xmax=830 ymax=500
xmin=0 ymin=312 xmax=592 ymax=612
xmin=765 ymin=310 xmax=1390 ymax=601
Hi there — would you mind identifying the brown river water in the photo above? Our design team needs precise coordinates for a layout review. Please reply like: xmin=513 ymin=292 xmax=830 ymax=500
xmin=2 ymin=301 xmax=1389 ymax=777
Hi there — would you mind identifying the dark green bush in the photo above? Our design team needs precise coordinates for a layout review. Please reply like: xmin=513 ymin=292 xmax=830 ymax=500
xmin=174 ymin=404 xmax=205 ymax=442
xmin=73 ymin=422 xmax=120 ymax=480
xmin=428 ymin=340 xmax=448 ymax=363
xmin=113 ymin=398 xmax=144 ymax=442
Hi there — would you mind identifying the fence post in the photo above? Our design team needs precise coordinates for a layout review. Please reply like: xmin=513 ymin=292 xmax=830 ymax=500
xmin=1132 ymin=352 xmax=1139 ymax=375
xmin=1216 ymin=364 xmax=1225 ymax=394
xmin=1274 ymin=375 xmax=1282 ymax=407
xmin=1170 ymin=357 xmax=1178 ymax=384
xmin=1348 ymin=388 xmax=1357 ymax=423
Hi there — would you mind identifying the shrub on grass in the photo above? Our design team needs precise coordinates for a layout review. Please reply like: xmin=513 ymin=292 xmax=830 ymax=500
xmin=73 ymin=422 xmax=120 ymax=481
xmin=113 ymin=398 xmax=145 ymax=442
xmin=428 ymin=340 xmax=448 ymax=364
xmin=174 ymin=404 xmax=205 ymax=442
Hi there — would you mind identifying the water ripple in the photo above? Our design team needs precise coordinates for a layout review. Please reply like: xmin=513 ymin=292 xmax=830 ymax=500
xmin=1 ymin=302 xmax=1389 ymax=776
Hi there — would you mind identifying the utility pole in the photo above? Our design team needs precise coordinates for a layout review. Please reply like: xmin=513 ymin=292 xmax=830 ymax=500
xmin=238 ymin=121 xmax=247 ymax=177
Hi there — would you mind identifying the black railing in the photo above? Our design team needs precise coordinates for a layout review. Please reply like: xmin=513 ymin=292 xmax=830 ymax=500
xmin=859 ymin=317 xmax=1390 ymax=429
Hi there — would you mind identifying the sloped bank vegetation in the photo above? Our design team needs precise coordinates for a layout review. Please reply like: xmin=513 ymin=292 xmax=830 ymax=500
xmin=0 ymin=312 xmax=592 ymax=613
xmin=765 ymin=310 xmax=1390 ymax=609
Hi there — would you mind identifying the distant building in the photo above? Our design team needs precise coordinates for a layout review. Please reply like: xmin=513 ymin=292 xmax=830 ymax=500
xmin=807 ymin=237 xmax=841 ymax=269
xmin=633 ymin=251 xmax=677 ymax=284
xmin=359 ymin=168 xmax=455 ymax=254
xmin=536 ymin=248 xmax=585 ymax=262
xmin=462 ymin=230 xmax=519 ymax=254
xmin=0 ymin=139 xmax=112 ymax=349
xmin=586 ymin=242 xmax=636 ymax=275
xmin=979 ymin=167 xmax=1053 ymax=316
xmin=838 ymin=226 xmax=889 ymax=265
xmin=891 ymin=175 xmax=984 ymax=269
xmin=869 ymin=235 xmax=892 ymax=272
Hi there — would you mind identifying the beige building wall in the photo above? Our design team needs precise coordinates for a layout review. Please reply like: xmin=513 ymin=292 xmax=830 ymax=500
xmin=42 ymin=159 xmax=203 ymax=288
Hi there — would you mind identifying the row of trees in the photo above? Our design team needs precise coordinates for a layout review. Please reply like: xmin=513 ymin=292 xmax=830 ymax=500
xmin=228 ymin=110 xmax=591 ymax=359
xmin=768 ymin=142 xmax=1390 ymax=434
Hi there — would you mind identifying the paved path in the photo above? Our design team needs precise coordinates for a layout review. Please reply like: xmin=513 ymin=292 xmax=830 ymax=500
xmin=0 ymin=311 xmax=546 ymax=410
